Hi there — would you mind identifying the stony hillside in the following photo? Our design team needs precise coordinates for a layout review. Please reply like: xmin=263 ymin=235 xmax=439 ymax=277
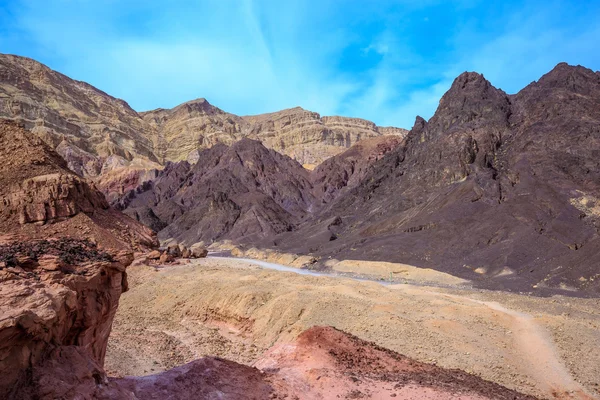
xmin=0 ymin=54 xmax=160 ymax=177
xmin=117 ymin=138 xmax=316 ymax=245
xmin=116 ymin=134 xmax=403 ymax=246
xmin=142 ymin=100 xmax=407 ymax=166
xmin=0 ymin=120 xmax=157 ymax=250
xmin=0 ymin=53 xmax=406 ymax=181
xmin=270 ymin=63 xmax=600 ymax=295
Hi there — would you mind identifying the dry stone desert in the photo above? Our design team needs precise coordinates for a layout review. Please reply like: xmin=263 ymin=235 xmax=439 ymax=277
xmin=0 ymin=52 xmax=599 ymax=400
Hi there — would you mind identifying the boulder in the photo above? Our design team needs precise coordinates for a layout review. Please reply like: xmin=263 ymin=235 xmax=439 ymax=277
xmin=190 ymin=244 xmax=208 ymax=258
xmin=147 ymin=250 xmax=161 ymax=260
xmin=167 ymin=245 xmax=181 ymax=258
xmin=159 ymin=252 xmax=174 ymax=264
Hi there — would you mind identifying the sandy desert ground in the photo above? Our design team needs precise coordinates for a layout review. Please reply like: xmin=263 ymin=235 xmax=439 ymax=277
xmin=105 ymin=257 xmax=600 ymax=399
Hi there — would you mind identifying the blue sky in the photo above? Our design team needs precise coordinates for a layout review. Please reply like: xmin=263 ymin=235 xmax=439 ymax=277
xmin=1 ymin=0 xmax=600 ymax=128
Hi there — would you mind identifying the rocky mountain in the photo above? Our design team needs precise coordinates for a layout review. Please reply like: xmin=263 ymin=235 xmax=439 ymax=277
xmin=0 ymin=54 xmax=161 ymax=177
xmin=142 ymin=100 xmax=407 ymax=167
xmin=0 ymin=120 xmax=157 ymax=250
xmin=116 ymin=133 xmax=404 ymax=246
xmin=270 ymin=63 xmax=600 ymax=295
xmin=0 ymin=53 xmax=407 ymax=184
xmin=117 ymin=138 xmax=317 ymax=245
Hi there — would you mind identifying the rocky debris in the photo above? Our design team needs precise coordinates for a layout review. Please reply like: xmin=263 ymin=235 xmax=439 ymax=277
xmin=190 ymin=243 xmax=208 ymax=258
xmin=0 ymin=239 xmax=133 ymax=399
xmin=167 ymin=244 xmax=182 ymax=258
xmin=146 ymin=250 xmax=161 ymax=260
xmin=159 ymin=252 xmax=175 ymax=264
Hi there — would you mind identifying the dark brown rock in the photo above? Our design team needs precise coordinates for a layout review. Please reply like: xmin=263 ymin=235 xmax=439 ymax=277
xmin=270 ymin=63 xmax=600 ymax=295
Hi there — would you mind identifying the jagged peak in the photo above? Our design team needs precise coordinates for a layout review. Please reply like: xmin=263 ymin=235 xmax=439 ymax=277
xmin=533 ymin=62 xmax=600 ymax=90
xmin=447 ymin=71 xmax=494 ymax=94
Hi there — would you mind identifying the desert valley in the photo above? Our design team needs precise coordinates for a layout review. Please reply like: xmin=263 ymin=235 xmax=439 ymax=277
xmin=1 ymin=49 xmax=599 ymax=400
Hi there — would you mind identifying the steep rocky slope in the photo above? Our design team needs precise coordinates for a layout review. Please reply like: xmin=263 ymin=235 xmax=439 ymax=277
xmin=117 ymin=138 xmax=316 ymax=245
xmin=142 ymin=100 xmax=407 ymax=166
xmin=0 ymin=239 xmax=135 ymax=399
xmin=0 ymin=120 xmax=157 ymax=250
xmin=271 ymin=63 xmax=600 ymax=295
xmin=0 ymin=54 xmax=160 ymax=177
xmin=117 ymin=135 xmax=403 ymax=246
xmin=0 ymin=53 xmax=406 ymax=182
xmin=0 ymin=120 xmax=158 ymax=399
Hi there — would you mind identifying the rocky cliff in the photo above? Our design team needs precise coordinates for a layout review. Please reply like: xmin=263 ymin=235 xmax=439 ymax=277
xmin=0 ymin=239 xmax=135 ymax=399
xmin=0 ymin=53 xmax=406 ymax=184
xmin=0 ymin=120 xmax=157 ymax=250
xmin=0 ymin=54 xmax=160 ymax=176
xmin=270 ymin=63 xmax=600 ymax=295
xmin=142 ymin=101 xmax=408 ymax=167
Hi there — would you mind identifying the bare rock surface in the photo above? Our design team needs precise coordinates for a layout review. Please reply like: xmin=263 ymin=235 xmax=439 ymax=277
xmin=0 ymin=53 xmax=406 ymax=183
xmin=0 ymin=120 xmax=157 ymax=250
xmin=0 ymin=53 xmax=160 ymax=177
xmin=142 ymin=101 xmax=408 ymax=166
xmin=0 ymin=239 xmax=133 ymax=399
xmin=269 ymin=63 xmax=600 ymax=296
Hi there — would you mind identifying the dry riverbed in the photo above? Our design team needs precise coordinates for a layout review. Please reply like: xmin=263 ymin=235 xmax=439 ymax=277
xmin=106 ymin=257 xmax=600 ymax=399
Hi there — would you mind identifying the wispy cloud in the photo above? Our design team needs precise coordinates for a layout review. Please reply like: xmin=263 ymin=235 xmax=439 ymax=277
xmin=1 ymin=0 xmax=599 ymax=128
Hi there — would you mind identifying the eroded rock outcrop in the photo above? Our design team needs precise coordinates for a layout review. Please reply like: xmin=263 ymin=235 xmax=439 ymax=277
xmin=0 ymin=120 xmax=157 ymax=251
xmin=0 ymin=239 xmax=134 ymax=399
xmin=271 ymin=64 xmax=600 ymax=295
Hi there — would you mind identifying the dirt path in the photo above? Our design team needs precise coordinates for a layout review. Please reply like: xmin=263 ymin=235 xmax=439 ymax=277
xmin=230 ymin=258 xmax=596 ymax=399
xmin=431 ymin=292 xmax=594 ymax=399
xmin=106 ymin=258 xmax=600 ymax=399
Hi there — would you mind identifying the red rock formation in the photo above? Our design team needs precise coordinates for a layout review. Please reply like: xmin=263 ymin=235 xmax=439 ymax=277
xmin=0 ymin=239 xmax=133 ymax=399
xmin=0 ymin=120 xmax=157 ymax=251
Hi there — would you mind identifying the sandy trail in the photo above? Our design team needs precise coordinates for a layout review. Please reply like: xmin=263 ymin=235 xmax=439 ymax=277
xmin=429 ymin=292 xmax=594 ymax=400
xmin=227 ymin=257 xmax=598 ymax=399
xmin=107 ymin=257 xmax=600 ymax=399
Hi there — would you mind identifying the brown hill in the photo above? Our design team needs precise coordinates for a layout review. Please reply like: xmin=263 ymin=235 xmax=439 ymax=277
xmin=117 ymin=135 xmax=403 ymax=246
xmin=271 ymin=63 xmax=600 ymax=295
xmin=0 ymin=120 xmax=157 ymax=250
xmin=117 ymin=138 xmax=316 ymax=246
xmin=142 ymin=100 xmax=407 ymax=166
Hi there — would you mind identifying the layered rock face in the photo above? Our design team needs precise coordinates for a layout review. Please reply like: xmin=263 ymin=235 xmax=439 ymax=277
xmin=1 ymin=53 xmax=406 ymax=187
xmin=0 ymin=120 xmax=157 ymax=250
xmin=271 ymin=63 xmax=600 ymax=295
xmin=0 ymin=54 xmax=160 ymax=177
xmin=0 ymin=120 xmax=158 ymax=399
xmin=142 ymin=101 xmax=408 ymax=166
xmin=242 ymin=108 xmax=408 ymax=167
xmin=0 ymin=239 xmax=134 ymax=399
